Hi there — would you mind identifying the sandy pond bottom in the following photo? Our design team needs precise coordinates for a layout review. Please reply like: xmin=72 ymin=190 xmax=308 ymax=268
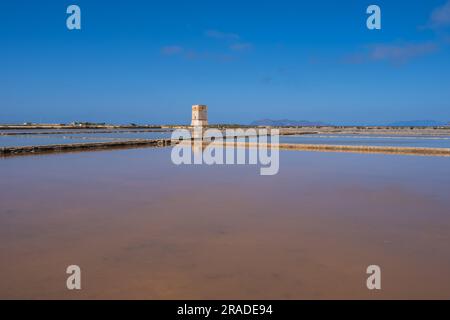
xmin=0 ymin=148 xmax=449 ymax=299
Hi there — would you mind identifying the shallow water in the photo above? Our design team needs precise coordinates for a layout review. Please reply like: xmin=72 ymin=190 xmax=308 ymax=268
xmin=0 ymin=129 xmax=170 ymax=134
xmin=0 ymin=148 xmax=449 ymax=299
xmin=0 ymin=135 xmax=117 ymax=147
xmin=0 ymin=132 xmax=171 ymax=147
xmin=279 ymin=134 xmax=450 ymax=148
xmin=3 ymin=131 xmax=450 ymax=149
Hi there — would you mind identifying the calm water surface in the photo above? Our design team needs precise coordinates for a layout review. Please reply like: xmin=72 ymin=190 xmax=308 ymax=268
xmin=279 ymin=134 xmax=450 ymax=148
xmin=0 ymin=148 xmax=449 ymax=299
xmin=2 ymin=132 xmax=450 ymax=149
xmin=0 ymin=132 xmax=171 ymax=147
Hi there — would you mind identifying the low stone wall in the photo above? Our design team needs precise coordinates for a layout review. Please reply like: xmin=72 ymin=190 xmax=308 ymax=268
xmin=0 ymin=139 xmax=173 ymax=157
xmin=234 ymin=142 xmax=450 ymax=156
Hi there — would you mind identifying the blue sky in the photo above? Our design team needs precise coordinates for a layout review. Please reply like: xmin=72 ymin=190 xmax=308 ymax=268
xmin=1 ymin=0 xmax=450 ymax=125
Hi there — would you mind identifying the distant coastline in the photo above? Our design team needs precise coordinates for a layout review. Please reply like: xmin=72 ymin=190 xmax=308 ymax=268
xmin=1 ymin=120 xmax=450 ymax=131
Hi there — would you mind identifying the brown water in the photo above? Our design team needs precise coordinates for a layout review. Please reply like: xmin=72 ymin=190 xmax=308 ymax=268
xmin=0 ymin=148 xmax=449 ymax=299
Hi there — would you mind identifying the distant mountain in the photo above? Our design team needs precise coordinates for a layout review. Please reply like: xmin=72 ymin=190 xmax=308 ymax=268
xmin=250 ymin=119 xmax=330 ymax=127
xmin=387 ymin=120 xmax=449 ymax=127
xmin=250 ymin=119 xmax=449 ymax=127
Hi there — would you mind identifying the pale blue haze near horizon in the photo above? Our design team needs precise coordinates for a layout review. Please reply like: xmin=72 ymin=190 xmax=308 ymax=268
xmin=1 ymin=0 xmax=450 ymax=125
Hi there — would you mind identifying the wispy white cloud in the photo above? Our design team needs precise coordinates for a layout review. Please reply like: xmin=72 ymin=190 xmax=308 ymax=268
xmin=369 ymin=42 xmax=438 ymax=63
xmin=161 ymin=30 xmax=252 ymax=62
xmin=229 ymin=42 xmax=253 ymax=52
xmin=204 ymin=29 xmax=240 ymax=40
xmin=430 ymin=0 xmax=450 ymax=28
xmin=161 ymin=48 xmax=236 ymax=62
xmin=160 ymin=45 xmax=184 ymax=56
xmin=343 ymin=42 xmax=438 ymax=65
xmin=205 ymin=30 xmax=253 ymax=53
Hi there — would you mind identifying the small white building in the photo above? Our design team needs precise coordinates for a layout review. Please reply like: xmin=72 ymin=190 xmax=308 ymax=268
xmin=191 ymin=105 xmax=208 ymax=127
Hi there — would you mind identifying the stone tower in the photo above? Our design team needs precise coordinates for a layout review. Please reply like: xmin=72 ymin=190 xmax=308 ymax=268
xmin=191 ymin=105 xmax=208 ymax=127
